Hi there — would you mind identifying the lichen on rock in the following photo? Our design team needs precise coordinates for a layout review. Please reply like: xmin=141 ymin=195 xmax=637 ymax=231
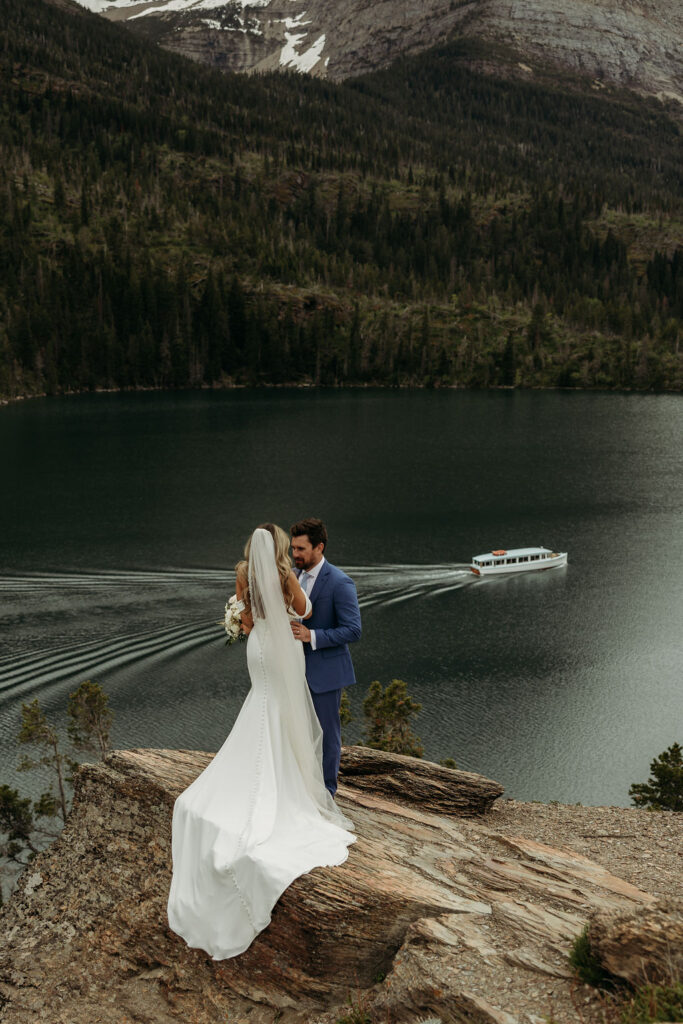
xmin=0 ymin=746 xmax=680 ymax=1024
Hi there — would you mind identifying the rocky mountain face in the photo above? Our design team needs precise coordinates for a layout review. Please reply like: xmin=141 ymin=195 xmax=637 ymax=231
xmin=1 ymin=745 xmax=681 ymax=1024
xmin=74 ymin=0 xmax=683 ymax=102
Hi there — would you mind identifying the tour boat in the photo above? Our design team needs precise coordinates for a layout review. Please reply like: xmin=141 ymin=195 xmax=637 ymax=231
xmin=470 ymin=547 xmax=568 ymax=576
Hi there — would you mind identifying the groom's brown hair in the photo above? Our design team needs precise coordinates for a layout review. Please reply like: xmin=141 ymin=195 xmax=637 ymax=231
xmin=291 ymin=517 xmax=327 ymax=552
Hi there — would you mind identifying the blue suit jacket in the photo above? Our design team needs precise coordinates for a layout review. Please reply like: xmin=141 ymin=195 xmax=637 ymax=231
xmin=297 ymin=561 xmax=361 ymax=694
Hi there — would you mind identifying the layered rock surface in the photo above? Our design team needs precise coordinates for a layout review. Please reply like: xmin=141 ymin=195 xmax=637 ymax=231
xmin=74 ymin=0 xmax=683 ymax=103
xmin=588 ymin=897 xmax=683 ymax=988
xmin=0 ymin=746 xmax=680 ymax=1024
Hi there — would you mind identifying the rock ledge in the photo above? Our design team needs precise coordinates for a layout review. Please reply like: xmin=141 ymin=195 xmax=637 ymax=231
xmin=0 ymin=747 xmax=679 ymax=1024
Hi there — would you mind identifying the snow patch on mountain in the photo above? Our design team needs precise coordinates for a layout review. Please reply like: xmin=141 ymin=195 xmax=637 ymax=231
xmin=75 ymin=0 xmax=119 ymax=10
xmin=75 ymin=0 xmax=270 ymax=15
xmin=200 ymin=13 xmax=264 ymax=33
xmin=280 ymin=30 xmax=325 ymax=72
xmin=129 ymin=0 xmax=269 ymax=18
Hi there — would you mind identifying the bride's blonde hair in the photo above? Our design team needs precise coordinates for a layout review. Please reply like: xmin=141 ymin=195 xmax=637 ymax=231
xmin=236 ymin=523 xmax=294 ymax=614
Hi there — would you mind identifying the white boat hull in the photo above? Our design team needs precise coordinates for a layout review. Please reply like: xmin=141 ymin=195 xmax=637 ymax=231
xmin=470 ymin=552 xmax=567 ymax=576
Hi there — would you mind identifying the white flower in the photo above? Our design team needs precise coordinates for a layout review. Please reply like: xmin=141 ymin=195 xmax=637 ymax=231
xmin=223 ymin=595 xmax=246 ymax=644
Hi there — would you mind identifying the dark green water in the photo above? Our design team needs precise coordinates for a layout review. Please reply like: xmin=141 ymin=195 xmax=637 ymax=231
xmin=1 ymin=389 xmax=681 ymax=807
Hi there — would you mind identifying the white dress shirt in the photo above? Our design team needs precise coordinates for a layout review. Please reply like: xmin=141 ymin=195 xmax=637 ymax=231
xmin=299 ymin=556 xmax=325 ymax=650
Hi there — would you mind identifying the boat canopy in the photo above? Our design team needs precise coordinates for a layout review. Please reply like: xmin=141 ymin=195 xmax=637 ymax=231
xmin=474 ymin=546 xmax=553 ymax=560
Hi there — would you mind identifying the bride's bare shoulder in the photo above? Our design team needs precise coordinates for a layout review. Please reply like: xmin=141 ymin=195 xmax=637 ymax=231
xmin=289 ymin=570 xmax=311 ymax=617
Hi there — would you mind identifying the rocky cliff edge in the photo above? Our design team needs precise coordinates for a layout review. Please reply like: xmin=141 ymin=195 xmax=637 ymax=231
xmin=0 ymin=747 xmax=681 ymax=1024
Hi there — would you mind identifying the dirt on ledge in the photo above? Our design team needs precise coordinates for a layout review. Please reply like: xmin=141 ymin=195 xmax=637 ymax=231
xmin=0 ymin=746 xmax=680 ymax=1024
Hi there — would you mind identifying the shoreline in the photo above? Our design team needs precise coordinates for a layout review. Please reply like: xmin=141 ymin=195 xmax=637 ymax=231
xmin=1 ymin=379 xmax=679 ymax=407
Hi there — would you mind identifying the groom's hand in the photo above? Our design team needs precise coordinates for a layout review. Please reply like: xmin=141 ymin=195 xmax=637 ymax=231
xmin=291 ymin=622 xmax=311 ymax=643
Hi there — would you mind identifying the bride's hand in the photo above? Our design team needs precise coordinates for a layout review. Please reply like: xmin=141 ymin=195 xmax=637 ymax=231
xmin=291 ymin=622 xmax=311 ymax=642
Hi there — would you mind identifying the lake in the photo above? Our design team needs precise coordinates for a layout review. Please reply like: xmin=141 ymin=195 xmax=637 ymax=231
xmin=1 ymin=389 xmax=681 ymax=809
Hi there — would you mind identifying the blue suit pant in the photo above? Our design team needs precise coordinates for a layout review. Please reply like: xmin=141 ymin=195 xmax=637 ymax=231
xmin=310 ymin=688 xmax=342 ymax=797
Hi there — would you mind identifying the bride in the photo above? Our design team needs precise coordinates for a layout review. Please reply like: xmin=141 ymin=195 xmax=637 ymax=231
xmin=166 ymin=524 xmax=355 ymax=960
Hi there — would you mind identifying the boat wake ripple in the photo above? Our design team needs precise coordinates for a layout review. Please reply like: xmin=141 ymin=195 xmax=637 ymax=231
xmin=0 ymin=568 xmax=227 ymax=593
xmin=350 ymin=563 xmax=473 ymax=608
xmin=0 ymin=564 xmax=474 ymax=701
xmin=0 ymin=619 xmax=217 ymax=700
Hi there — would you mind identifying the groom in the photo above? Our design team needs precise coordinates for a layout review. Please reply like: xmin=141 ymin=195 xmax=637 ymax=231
xmin=290 ymin=518 xmax=361 ymax=797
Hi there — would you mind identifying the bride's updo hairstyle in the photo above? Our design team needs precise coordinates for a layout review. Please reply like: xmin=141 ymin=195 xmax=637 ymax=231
xmin=236 ymin=523 xmax=294 ymax=614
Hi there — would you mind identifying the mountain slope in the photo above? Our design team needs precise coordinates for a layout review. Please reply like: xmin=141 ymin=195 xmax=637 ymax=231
xmin=1 ymin=0 xmax=681 ymax=400
xmin=73 ymin=0 xmax=683 ymax=104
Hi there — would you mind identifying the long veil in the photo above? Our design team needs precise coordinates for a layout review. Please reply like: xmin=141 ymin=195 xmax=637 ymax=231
xmin=248 ymin=528 xmax=353 ymax=830
xmin=167 ymin=526 xmax=354 ymax=961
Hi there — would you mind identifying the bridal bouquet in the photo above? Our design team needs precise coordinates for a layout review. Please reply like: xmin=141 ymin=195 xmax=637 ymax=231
xmin=223 ymin=595 xmax=246 ymax=644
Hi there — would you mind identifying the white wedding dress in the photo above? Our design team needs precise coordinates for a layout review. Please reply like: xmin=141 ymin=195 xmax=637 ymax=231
xmin=166 ymin=529 xmax=355 ymax=960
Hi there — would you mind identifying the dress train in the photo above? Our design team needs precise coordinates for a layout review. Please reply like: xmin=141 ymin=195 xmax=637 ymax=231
xmin=167 ymin=605 xmax=355 ymax=959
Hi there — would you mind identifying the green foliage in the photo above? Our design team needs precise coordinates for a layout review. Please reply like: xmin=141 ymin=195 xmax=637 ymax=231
xmin=67 ymin=680 xmax=113 ymax=759
xmin=363 ymin=679 xmax=423 ymax=758
xmin=569 ymin=926 xmax=616 ymax=990
xmin=0 ymin=785 xmax=40 ymax=859
xmin=2 ymin=682 xmax=114 ymax=884
xmin=340 ymin=688 xmax=353 ymax=744
xmin=0 ymin=779 xmax=63 ymax=905
xmin=32 ymin=791 xmax=59 ymax=820
xmin=335 ymin=986 xmax=376 ymax=1024
xmin=335 ymin=1006 xmax=373 ymax=1024
xmin=335 ymin=1012 xmax=373 ymax=1024
xmin=0 ymin=0 xmax=681 ymax=400
xmin=629 ymin=742 xmax=683 ymax=812
xmin=619 ymin=982 xmax=683 ymax=1023
xmin=439 ymin=758 xmax=457 ymax=769
xmin=17 ymin=698 xmax=69 ymax=822
xmin=569 ymin=922 xmax=683 ymax=1023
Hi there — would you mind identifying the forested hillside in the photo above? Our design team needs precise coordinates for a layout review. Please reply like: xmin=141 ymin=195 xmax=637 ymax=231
xmin=1 ymin=0 xmax=681 ymax=397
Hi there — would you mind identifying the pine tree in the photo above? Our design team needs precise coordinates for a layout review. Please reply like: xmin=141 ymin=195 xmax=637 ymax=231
xmin=629 ymin=743 xmax=683 ymax=812
xmin=17 ymin=699 xmax=69 ymax=822
xmin=67 ymin=680 xmax=113 ymax=760
xmin=363 ymin=679 xmax=423 ymax=758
